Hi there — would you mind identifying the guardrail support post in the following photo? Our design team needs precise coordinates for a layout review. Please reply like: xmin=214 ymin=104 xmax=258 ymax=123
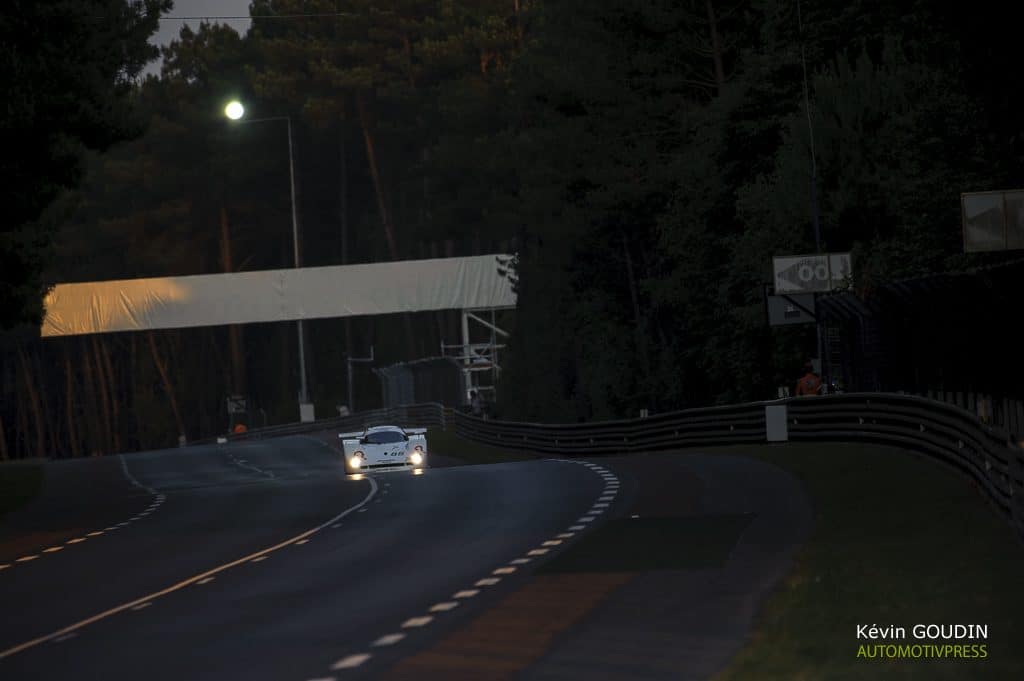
xmin=766 ymin=404 xmax=789 ymax=442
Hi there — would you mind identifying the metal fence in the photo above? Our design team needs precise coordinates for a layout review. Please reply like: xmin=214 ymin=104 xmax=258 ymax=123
xmin=452 ymin=393 xmax=1024 ymax=536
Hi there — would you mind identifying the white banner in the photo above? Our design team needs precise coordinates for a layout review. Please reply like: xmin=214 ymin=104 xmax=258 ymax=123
xmin=42 ymin=255 xmax=516 ymax=337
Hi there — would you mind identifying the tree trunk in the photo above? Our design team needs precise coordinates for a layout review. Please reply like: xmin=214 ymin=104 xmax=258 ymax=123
xmin=79 ymin=338 xmax=102 ymax=455
xmin=99 ymin=337 xmax=121 ymax=452
xmin=16 ymin=344 xmax=46 ymax=459
xmin=64 ymin=345 xmax=81 ymax=458
xmin=219 ymin=205 xmax=247 ymax=395
xmin=91 ymin=337 xmax=114 ymax=453
xmin=0 ymin=414 xmax=8 ymax=461
xmin=706 ymin=0 xmax=726 ymax=93
xmin=356 ymin=92 xmax=399 ymax=260
xmin=34 ymin=349 xmax=59 ymax=459
xmin=147 ymin=331 xmax=185 ymax=442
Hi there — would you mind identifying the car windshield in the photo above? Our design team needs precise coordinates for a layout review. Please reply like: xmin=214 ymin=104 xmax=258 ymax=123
xmin=364 ymin=431 xmax=406 ymax=444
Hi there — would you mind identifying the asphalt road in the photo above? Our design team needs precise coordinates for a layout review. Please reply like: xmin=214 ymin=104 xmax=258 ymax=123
xmin=0 ymin=437 xmax=611 ymax=680
xmin=0 ymin=437 xmax=810 ymax=681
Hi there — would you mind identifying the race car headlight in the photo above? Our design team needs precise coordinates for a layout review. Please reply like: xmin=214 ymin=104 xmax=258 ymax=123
xmin=349 ymin=453 xmax=362 ymax=469
xmin=410 ymin=451 xmax=423 ymax=465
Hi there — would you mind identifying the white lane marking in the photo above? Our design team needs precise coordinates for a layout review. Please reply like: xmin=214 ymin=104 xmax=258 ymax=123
xmin=557 ymin=532 xmax=575 ymax=538
xmin=0 ymin=565 xmax=9 ymax=570
xmin=295 ymin=539 xmax=309 ymax=545
xmin=510 ymin=558 xmax=531 ymax=565
xmin=493 ymin=566 xmax=516 ymax=575
xmin=569 ymin=525 xmax=585 ymax=531
xmin=402 ymin=616 xmax=433 ymax=628
xmin=358 ymin=508 xmax=367 ymax=513
xmin=331 ymin=653 xmax=371 ymax=670
xmin=130 ymin=602 xmax=152 ymax=611
xmin=542 ymin=540 xmax=562 ymax=546
xmin=16 ymin=555 xmax=38 ymax=563
xmin=86 ymin=531 xmax=103 ymax=537
xmin=372 ymin=633 xmax=406 ymax=647
xmin=251 ymin=556 xmax=267 ymax=563
xmin=53 ymin=633 xmax=77 ymax=643
xmin=103 ymin=527 xmax=117 ymax=531
xmin=578 ymin=517 xmax=595 ymax=523
xmin=593 ymin=503 xmax=609 ymax=509
xmin=430 ymin=601 xmax=459 ymax=612
xmin=43 ymin=547 xmax=64 ymax=554
xmin=475 ymin=577 xmax=500 ymax=587
xmin=67 ymin=538 xmax=87 ymax=544
xmin=331 ymin=524 xmax=341 ymax=529
xmin=197 ymin=577 xmax=215 ymax=585
xmin=453 ymin=590 xmax=479 ymax=599
xmin=599 ymin=496 xmax=614 ymax=502
xmin=0 ymin=476 xmax=379 ymax=661
xmin=631 ymin=514 xmax=640 ymax=519
xmin=115 ymin=522 xmax=129 ymax=528
xmin=119 ymin=454 xmax=157 ymax=495
xmin=527 ymin=549 xmax=549 ymax=556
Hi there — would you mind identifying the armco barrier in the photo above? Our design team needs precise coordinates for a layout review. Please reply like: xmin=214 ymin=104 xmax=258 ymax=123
xmin=453 ymin=393 xmax=1024 ymax=536
xmin=197 ymin=403 xmax=447 ymax=444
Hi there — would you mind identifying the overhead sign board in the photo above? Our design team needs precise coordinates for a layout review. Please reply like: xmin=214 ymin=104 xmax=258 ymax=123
xmin=767 ymin=293 xmax=816 ymax=326
xmin=962 ymin=190 xmax=1024 ymax=252
xmin=773 ymin=253 xmax=852 ymax=294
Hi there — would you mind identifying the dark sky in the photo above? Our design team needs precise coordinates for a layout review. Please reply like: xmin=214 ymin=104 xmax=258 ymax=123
xmin=146 ymin=0 xmax=252 ymax=75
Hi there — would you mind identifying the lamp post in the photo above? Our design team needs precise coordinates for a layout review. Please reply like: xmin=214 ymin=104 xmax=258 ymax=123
xmin=225 ymin=100 xmax=311 ymax=414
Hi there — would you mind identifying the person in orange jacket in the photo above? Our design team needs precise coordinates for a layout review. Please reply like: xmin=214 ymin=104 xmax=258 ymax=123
xmin=795 ymin=362 xmax=823 ymax=397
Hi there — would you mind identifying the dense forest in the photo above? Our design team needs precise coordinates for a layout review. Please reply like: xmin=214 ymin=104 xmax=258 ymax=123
xmin=2 ymin=0 xmax=1021 ymax=458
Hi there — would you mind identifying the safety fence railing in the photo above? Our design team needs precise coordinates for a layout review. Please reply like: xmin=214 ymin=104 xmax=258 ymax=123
xmin=452 ymin=393 xmax=1024 ymax=536
xmin=196 ymin=402 xmax=447 ymax=444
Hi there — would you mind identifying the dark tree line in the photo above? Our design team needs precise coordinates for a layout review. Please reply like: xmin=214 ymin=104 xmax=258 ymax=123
xmin=1 ymin=1 xmax=1021 ymax=458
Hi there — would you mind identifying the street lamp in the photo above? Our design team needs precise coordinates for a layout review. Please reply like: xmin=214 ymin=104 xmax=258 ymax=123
xmin=224 ymin=100 xmax=312 ymax=418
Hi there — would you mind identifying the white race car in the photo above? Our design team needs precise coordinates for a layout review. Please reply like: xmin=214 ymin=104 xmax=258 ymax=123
xmin=339 ymin=425 xmax=428 ymax=474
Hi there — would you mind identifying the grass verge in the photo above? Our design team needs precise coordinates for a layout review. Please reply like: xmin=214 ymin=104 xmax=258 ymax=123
xmin=0 ymin=464 xmax=43 ymax=520
xmin=713 ymin=441 xmax=1024 ymax=681
xmin=427 ymin=428 xmax=542 ymax=466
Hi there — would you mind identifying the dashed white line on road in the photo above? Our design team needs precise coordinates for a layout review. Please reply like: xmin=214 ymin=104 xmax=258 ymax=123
xmin=493 ymin=566 xmax=516 ymax=575
xmin=43 ymin=547 xmax=64 ymax=553
xmin=53 ymin=634 xmax=77 ymax=643
xmin=295 ymin=539 xmax=309 ymax=545
xmin=593 ymin=503 xmax=609 ymax=509
xmin=16 ymin=555 xmax=38 ymax=563
xmin=510 ymin=558 xmax=531 ymax=565
xmin=130 ymin=602 xmax=152 ymax=611
xmin=197 ymin=577 xmax=215 ymax=585
xmin=527 ymin=549 xmax=549 ymax=556
xmin=251 ymin=556 xmax=267 ymax=563
xmin=67 ymin=538 xmax=87 ymax=544
xmin=578 ymin=517 xmax=595 ymax=523
xmin=475 ymin=577 xmax=501 ymax=587
xmin=542 ymin=540 xmax=562 ymax=546
xmin=569 ymin=525 xmax=585 ymax=531
xmin=358 ymin=508 xmax=367 ymax=513
xmin=402 ymin=616 xmax=433 ymax=628
xmin=453 ymin=590 xmax=479 ymax=598
xmin=86 ymin=531 xmax=104 ymax=537
xmin=331 ymin=653 xmax=371 ymax=670
xmin=430 ymin=601 xmax=459 ymax=612
xmin=557 ymin=532 xmax=575 ymax=538
xmin=372 ymin=633 xmax=406 ymax=647
xmin=0 ymin=564 xmax=10 ymax=570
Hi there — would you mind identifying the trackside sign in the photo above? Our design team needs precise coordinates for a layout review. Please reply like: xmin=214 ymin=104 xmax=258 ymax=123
xmin=772 ymin=253 xmax=852 ymax=294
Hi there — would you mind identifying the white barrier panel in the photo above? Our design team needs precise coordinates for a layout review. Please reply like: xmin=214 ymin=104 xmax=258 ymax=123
xmin=42 ymin=255 xmax=516 ymax=337
xmin=766 ymin=404 xmax=789 ymax=442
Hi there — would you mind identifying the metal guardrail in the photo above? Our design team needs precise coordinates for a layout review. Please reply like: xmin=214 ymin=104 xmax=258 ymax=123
xmin=453 ymin=393 xmax=1024 ymax=536
xmin=196 ymin=403 xmax=447 ymax=444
